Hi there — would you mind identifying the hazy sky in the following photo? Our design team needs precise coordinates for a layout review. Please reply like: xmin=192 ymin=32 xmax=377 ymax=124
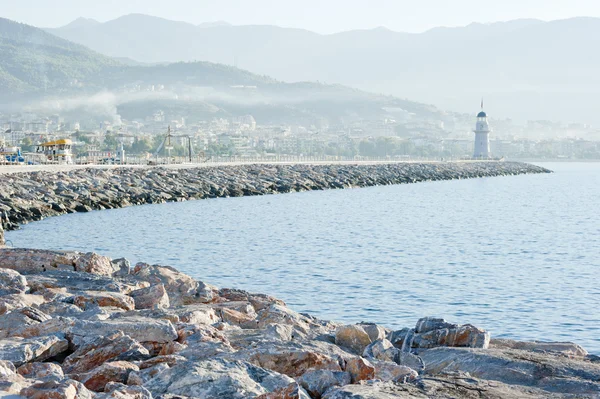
xmin=3 ymin=0 xmax=600 ymax=33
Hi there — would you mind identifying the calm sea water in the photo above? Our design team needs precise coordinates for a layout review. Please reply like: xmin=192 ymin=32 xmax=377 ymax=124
xmin=6 ymin=163 xmax=600 ymax=353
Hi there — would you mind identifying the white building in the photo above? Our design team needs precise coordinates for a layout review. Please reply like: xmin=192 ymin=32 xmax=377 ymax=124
xmin=473 ymin=103 xmax=492 ymax=158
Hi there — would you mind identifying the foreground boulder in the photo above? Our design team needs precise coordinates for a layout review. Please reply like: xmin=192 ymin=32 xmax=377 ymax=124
xmin=0 ymin=335 xmax=68 ymax=366
xmin=144 ymin=359 xmax=295 ymax=398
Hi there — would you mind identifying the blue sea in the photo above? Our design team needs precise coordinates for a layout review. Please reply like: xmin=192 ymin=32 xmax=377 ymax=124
xmin=7 ymin=163 xmax=600 ymax=353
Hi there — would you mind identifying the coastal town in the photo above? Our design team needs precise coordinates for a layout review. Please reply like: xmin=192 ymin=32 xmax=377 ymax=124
xmin=2 ymin=105 xmax=600 ymax=165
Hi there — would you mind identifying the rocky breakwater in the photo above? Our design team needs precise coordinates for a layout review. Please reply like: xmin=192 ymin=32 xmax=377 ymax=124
xmin=0 ymin=162 xmax=550 ymax=231
xmin=1 ymin=248 xmax=599 ymax=398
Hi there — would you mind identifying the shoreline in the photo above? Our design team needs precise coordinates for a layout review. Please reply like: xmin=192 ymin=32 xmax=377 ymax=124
xmin=0 ymin=247 xmax=598 ymax=398
xmin=4 ymin=161 xmax=599 ymax=398
xmin=0 ymin=161 xmax=550 ymax=231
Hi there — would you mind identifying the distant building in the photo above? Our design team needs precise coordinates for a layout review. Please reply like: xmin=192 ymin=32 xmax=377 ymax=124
xmin=473 ymin=101 xmax=492 ymax=159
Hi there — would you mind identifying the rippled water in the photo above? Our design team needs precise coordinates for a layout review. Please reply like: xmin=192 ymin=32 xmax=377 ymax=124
xmin=7 ymin=163 xmax=600 ymax=352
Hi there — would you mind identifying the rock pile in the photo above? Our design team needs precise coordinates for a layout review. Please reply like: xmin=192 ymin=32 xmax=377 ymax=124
xmin=0 ymin=162 xmax=551 ymax=231
xmin=0 ymin=248 xmax=598 ymax=398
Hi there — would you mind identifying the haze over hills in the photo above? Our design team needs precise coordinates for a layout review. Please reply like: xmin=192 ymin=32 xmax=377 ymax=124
xmin=0 ymin=17 xmax=444 ymax=127
xmin=47 ymin=14 xmax=600 ymax=124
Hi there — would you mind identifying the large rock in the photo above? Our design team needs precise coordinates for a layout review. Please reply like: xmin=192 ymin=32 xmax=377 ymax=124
xmin=371 ymin=360 xmax=418 ymax=383
xmin=17 ymin=362 xmax=64 ymax=381
xmin=344 ymin=357 xmax=375 ymax=383
xmin=0 ymin=268 xmax=28 ymax=296
xmin=252 ymin=304 xmax=312 ymax=332
xmin=132 ymin=263 xmax=200 ymax=306
xmin=72 ymin=316 xmax=178 ymax=343
xmin=62 ymin=332 xmax=149 ymax=374
xmin=335 ymin=325 xmax=373 ymax=355
xmin=127 ymin=363 xmax=170 ymax=385
xmin=73 ymin=291 xmax=135 ymax=311
xmin=102 ymin=382 xmax=153 ymax=399
xmin=74 ymin=252 xmax=115 ymax=276
xmin=390 ymin=318 xmax=491 ymax=350
xmin=363 ymin=339 xmax=399 ymax=362
xmin=249 ymin=350 xmax=342 ymax=377
xmin=20 ymin=379 xmax=94 ymax=399
xmin=421 ymin=346 xmax=600 ymax=395
xmin=129 ymin=284 xmax=170 ymax=309
xmin=0 ymin=248 xmax=112 ymax=276
xmin=144 ymin=359 xmax=295 ymax=398
xmin=490 ymin=338 xmax=589 ymax=357
xmin=297 ymin=369 xmax=352 ymax=399
xmin=0 ymin=334 xmax=68 ymax=366
xmin=75 ymin=361 xmax=139 ymax=392
xmin=0 ymin=293 xmax=45 ymax=316
xmin=256 ymin=383 xmax=312 ymax=399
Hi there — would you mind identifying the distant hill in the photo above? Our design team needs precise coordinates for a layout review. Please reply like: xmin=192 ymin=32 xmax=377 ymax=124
xmin=0 ymin=18 xmax=444 ymax=126
xmin=47 ymin=14 xmax=600 ymax=123
xmin=0 ymin=17 xmax=120 ymax=94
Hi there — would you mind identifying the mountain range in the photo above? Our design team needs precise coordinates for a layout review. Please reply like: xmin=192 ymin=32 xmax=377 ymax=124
xmin=46 ymin=14 xmax=600 ymax=124
xmin=0 ymin=17 xmax=443 ymax=126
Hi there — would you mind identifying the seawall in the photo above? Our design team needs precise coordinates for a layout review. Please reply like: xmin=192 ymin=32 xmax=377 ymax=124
xmin=0 ymin=161 xmax=550 ymax=231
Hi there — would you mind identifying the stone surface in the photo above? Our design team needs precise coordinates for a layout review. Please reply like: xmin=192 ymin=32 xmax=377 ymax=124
xmin=102 ymin=382 xmax=153 ymax=399
xmin=335 ymin=325 xmax=373 ymax=355
xmin=0 ymin=335 xmax=68 ymax=366
xmin=421 ymin=346 xmax=600 ymax=395
xmin=75 ymin=361 xmax=139 ymax=392
xmin=73 ymin=291 xmax=135 ymax=311
xmin=71 ymin=317 xmax=178 ymax=343
xmin=129 ymin=284 xmax=170 ymax=309
xmin=132 ymin=263 xmax=200 ymax=306
xmin=256 ymin=383 xmax=312 ymax=399
xmin=249 ymin=350 xmax=342 ymax=377
xmin=144 ymin=359 xmax=295 ymax=398
xmin=20 ymin=379 xmax=93 ymax=399
xmin=344 ymin=357 xmax=376 ymax=384
xmin=363 ymin=339 xmax=399 ymax=362
xmin=62 ymin=332 xmax=149 ymax=374
xmin=490 ymin=338 xmax=589 ymax=357
xmin=0 ymin=268 xmax=28 ymax=296
xmin=297 ymin=369 xmax=352 ymax=399
xmin=127 ymin=363 xmax=170 ymax=385
xmin=371 ymin=360 xmax=418 ymax=383
xmin=17 ymin=362 xmax=64 ymax=381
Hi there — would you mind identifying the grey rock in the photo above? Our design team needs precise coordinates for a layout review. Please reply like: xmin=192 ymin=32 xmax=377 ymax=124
xmin=144 ymin=359 xmax=294 ymax=398
xmin=0 ymin=334 xmax=69 ymax=366
xmin=297 ymin=369 xmax=352 ymax=399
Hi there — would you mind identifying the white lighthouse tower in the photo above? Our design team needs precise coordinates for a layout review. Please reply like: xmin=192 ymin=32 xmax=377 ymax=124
xmin=473 ymin=100 xmax=492 ymax=159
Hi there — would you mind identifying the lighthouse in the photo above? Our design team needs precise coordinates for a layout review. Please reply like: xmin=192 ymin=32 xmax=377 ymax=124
xmin=473 ymin=100 xmax=492 ymax=159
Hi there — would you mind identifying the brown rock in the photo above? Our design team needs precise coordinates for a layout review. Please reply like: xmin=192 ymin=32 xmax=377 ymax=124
xmin=344 ymin=357 xmax=375 ymax=383
xmin=75 ymin=361 xmax=139 ymax=392
xmin=73 ymin=291 xmax=135 ymax=311
xmin=413 ymin=323 xmax=490 ymax=349
xmin=129 ymin=284 xmax=170 ymax=309
xmin=139 ymin=355 xmax=186 ymax=369
xmin=74 ymin=252 xmax=115 ymax=276
xmin=0 ymin=306 xmax=51 ymax=338
xmin=62 ymin=332 xmax=149 ymax=374
xmin=256 ymin=382 xmax=312 ymax=399
xmin=17 ymin=362 xmax=64 ymax=380
xmin=219 ymin=307 xmax=256 ymax=325
xmin=335 ymin=325 xmax=373 ymax=355
xmin=249 ymin=350 xmax=342 ymax=377
xmin=20 ymin=379 xmax=93 ymax=399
